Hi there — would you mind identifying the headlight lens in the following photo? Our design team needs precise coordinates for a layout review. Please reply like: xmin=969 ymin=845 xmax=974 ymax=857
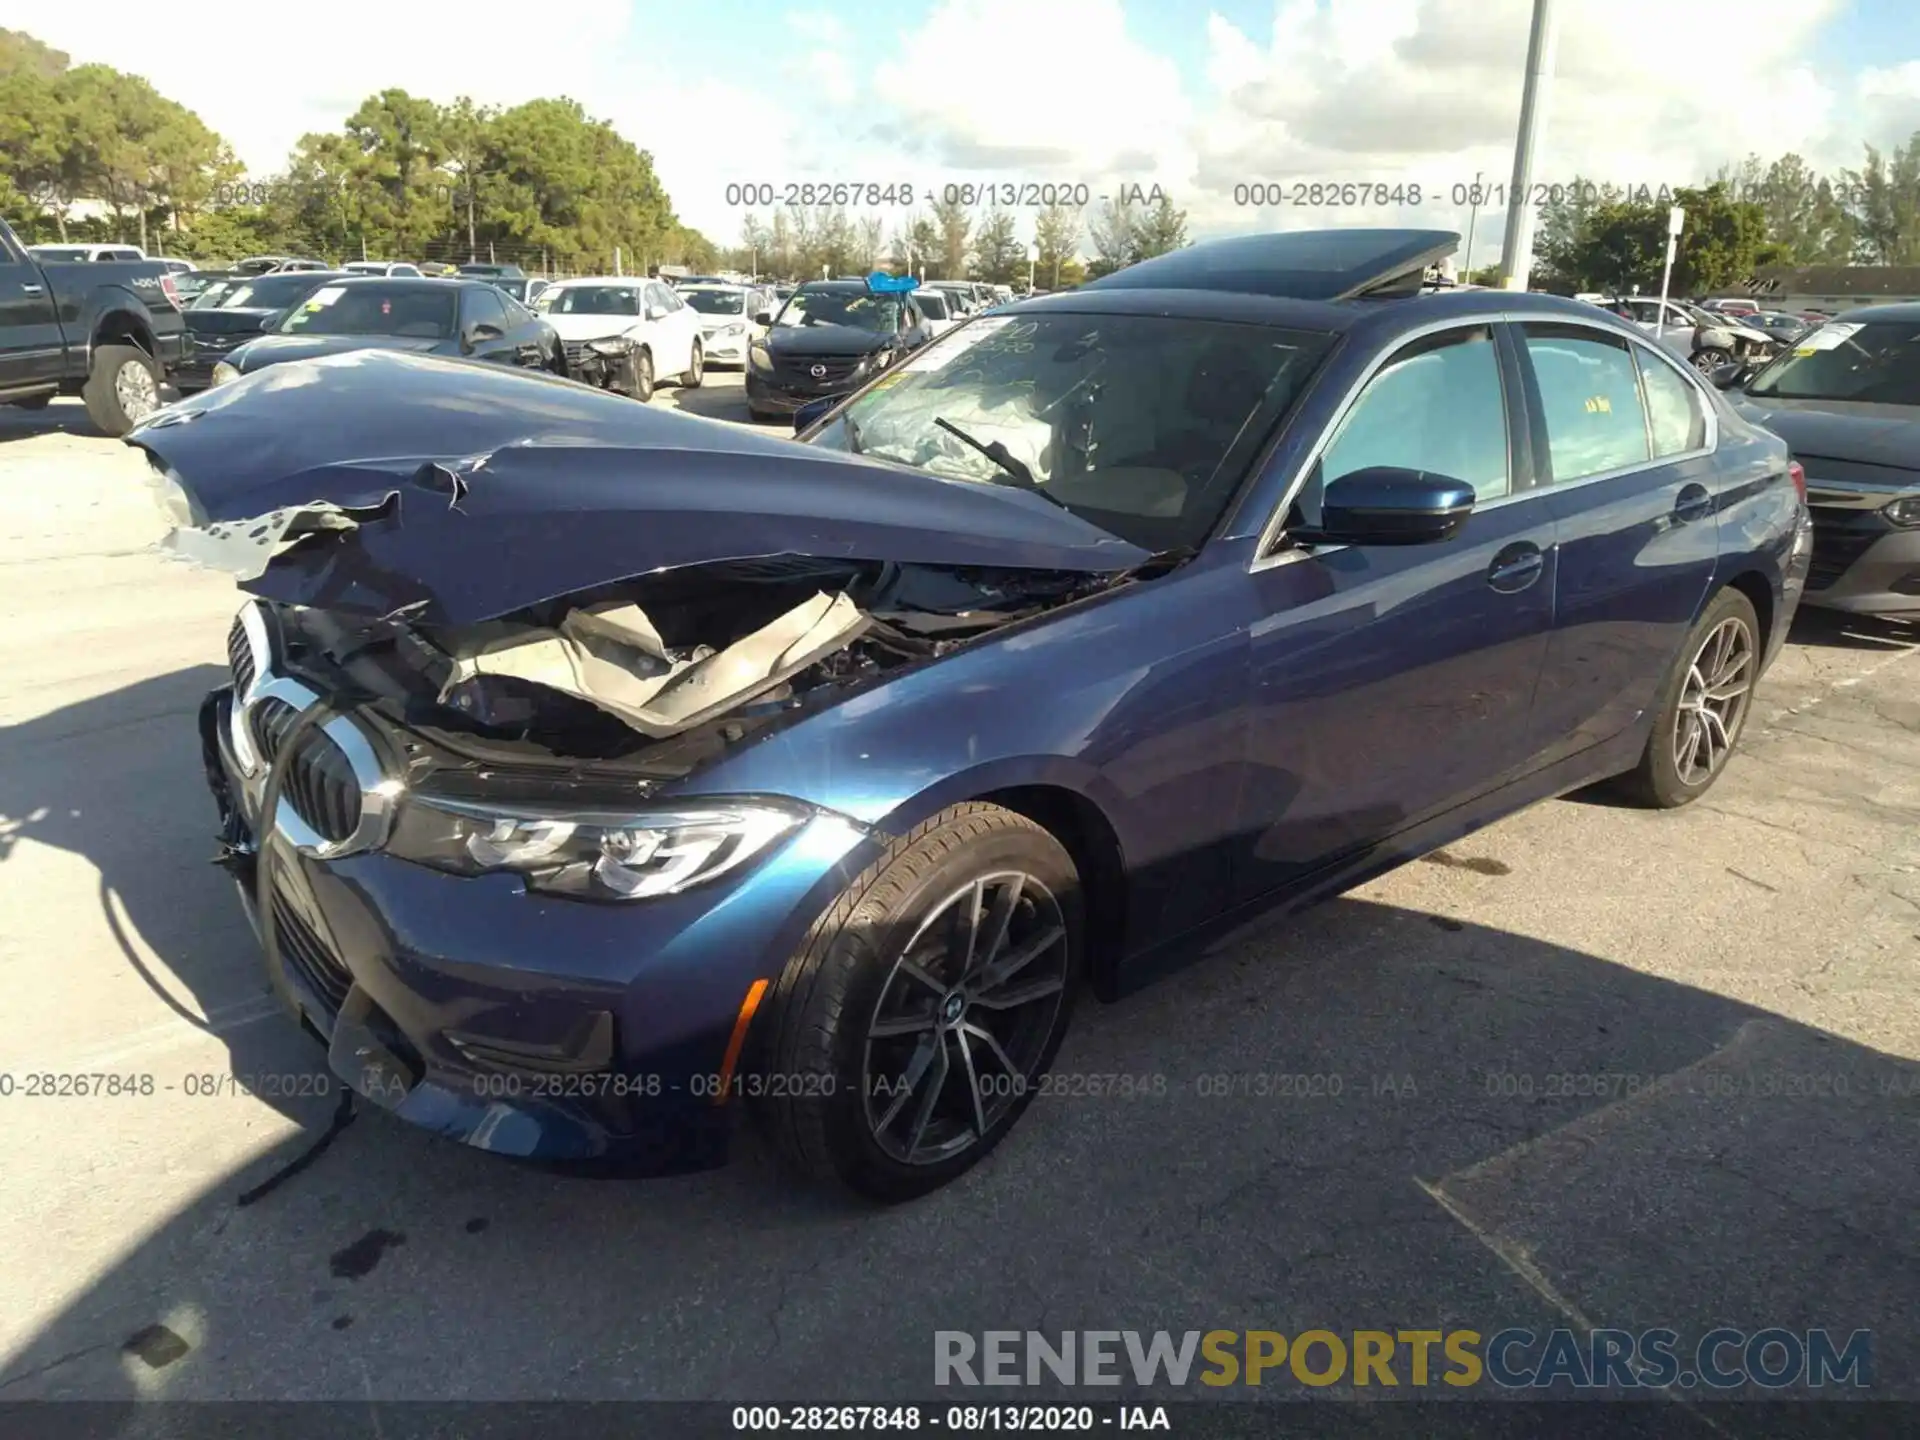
xmin=1884 ymin=496 xmax=1920 ymax=528
xmin=748 ymin=341 xmax=771 ymax=370
xmin=588 ymin=336 xmax=632 ymax=356
xmin=210 ymin=361 xmax=241 ymax=386
xmin=388 ymin=796 xmax=807 ymax=900
xmin=719 ymin=321 xmax=746 ymax=336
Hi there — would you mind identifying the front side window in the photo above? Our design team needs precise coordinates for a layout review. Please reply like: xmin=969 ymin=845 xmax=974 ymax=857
xmin=1636 ymin=348 xmax=1708 ymax=456
xmin=464 ymin=287 xmax=508 ymax=330
xmin=278 ymin=285 xmax=457 ymax=339
xmin=1522 ymin=326 xmax=1652 ymax=482
xmin=1314 ymin=326 xmax=1511 ymax=507
xmin=808 ymin=312 xmax=1332 ymax=553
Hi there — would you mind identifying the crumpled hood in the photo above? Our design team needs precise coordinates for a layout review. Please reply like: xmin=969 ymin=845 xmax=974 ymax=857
xmin=764 ymin=325 xmax=896 ymax=357
xmin=126 ymin=349 xmax=1149 ymax=624
xmin=231 ymin=332 xmax=444 ymax=371
xmin=1732 ymin=394 xmax=1920 ymax=472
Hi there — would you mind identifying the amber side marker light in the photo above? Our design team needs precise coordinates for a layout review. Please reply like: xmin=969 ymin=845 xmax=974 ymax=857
xmin=713 ymin=978 xmax=771 ymax=1105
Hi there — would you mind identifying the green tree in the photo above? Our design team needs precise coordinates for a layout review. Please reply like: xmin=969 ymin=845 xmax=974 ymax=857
xmin=1842 ymin=134 xmax=1920 ymax=265
xmin=1085 ymin=197 xmax=1139 ymax=277
xmin=928 ymin=193 xmax=972 ymax=278
xmin=971 ymin=204 xmax=1022 ymax=283
xmin=1132 ymin=193 xmax=1189 ymax=259
xmin=1033 ymin=201 xmax=1080 ymax=288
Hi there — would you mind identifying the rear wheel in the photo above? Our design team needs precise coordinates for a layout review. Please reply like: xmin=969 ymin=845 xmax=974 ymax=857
xmin=82 ymin=345 xmax=162 ymax=435
xmin=1614 ymin=587 xmax=1760 ymax=808
xmin=753 ymin=803 xmax=1081 ymax=1202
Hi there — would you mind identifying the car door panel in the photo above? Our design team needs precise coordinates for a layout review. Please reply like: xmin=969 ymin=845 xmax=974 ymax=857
xmin=0 ymin=251 xmax=65 ymax=388
xmin=1235 ymin=322 xmax=1556 ymax=903
xmin=1517 ymin=323 xmax=1721 ymax=764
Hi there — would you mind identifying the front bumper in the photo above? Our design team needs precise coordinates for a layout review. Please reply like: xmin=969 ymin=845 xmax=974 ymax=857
xmin=199 ymin=685 xmax=876 ymax=1169
xmin=701 ymin=330 xmax=751 ymax=364
xmin=744 ymin=369 xmax=859 ymax=414
xmin=1802 ymin=503 xmax=1920 ymax=617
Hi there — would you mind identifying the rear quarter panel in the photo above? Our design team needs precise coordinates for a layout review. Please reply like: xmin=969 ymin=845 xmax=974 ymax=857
xmin=1707 ymin=391 xmax=1804 ymax=663
xmin=36 ymin=261 xmax=187 ymax=370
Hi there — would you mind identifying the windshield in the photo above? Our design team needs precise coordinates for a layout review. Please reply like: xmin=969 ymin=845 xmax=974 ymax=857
xmin=544 ymin=285 xmax=641 ymax=316
xmin=682 ymin=288 xmax=747 ymax=315
xmin=197 ymin=274 xmax=330 ymax=310
xmin=277 ymin=284 xmax=456 ymax=338
xmin=1746 ymin=321 xmax=1920 ymax=405
xmin=808 ymin=312 xmax=1332 ymax=552
xmin=775 ymin=289 xmax=900 ymax=331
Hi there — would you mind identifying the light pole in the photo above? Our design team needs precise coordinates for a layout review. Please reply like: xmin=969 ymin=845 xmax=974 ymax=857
xmin=1497 ymin=0 xmax=1559 ymax=291
xmin=1028 ymin=242 xmax=1038 ymax=294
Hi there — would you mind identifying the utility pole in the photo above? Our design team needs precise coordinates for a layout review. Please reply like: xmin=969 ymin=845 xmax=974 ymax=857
xmin=614 ymin=247 xmax=622 ymax=277
xmin=1654 ymin=206 xmax=1685 ymax=337
xmin=1496 ymin=0 xmax=1559 ymax=291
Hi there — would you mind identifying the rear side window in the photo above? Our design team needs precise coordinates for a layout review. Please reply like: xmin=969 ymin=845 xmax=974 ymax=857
xmin=1636 ymin=348 xmax=1707 ymax=456
xmin=1521 ymin=326 xmax=1651 ymax=482
xmin=1317 ymin=326 xmax=1511 ymax=505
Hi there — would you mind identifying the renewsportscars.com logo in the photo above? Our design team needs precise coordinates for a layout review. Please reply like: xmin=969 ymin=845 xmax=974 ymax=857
xmin=934 ymin=1328 xmax=1873 ymax=1391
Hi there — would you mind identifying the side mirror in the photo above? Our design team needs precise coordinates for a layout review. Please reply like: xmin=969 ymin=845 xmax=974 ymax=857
xmin=1293 ymin=467 xmax=1476 ymax=547
xmin=793 ymin=396 xmax=839 ymax=434
xmin=645 ymin=305 xmax=666 ymax=321
xmin=754 ymin=310 xmax=775 ymax=326
xmin=464 ymin=322 xmax=503 ymax=348
xmin=1708 ymin=362 xmax=1749 ymax=390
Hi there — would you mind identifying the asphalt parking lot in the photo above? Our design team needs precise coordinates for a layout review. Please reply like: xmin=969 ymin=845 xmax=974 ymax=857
xmin=1 ymin=373 xmax=1916 ymax=1420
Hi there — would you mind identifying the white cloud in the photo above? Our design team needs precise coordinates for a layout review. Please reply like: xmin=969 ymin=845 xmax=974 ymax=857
xmin=9 ymin=0 xmax=1914 ymax=260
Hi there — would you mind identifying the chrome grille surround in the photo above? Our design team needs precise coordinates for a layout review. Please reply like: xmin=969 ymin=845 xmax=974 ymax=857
xmin=225 ymin=599 xmax=400 ymax=858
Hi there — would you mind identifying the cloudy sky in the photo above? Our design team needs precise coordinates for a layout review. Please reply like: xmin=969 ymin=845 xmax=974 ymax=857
xmin=7 ymin=0 xmax=1919 ymax=261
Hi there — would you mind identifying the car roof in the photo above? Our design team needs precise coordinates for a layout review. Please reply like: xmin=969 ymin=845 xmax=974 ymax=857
xmin=546 ymin=276 xmax=643 ymax=287
xmin=1818 ymin=301 xmax=1920 ymax=323
xmin=796 ymin=280 xmax=881 ymax=293
xmin=1083 ymin=228 xmax=1459 ymax=302
xmin=1008 ymin=269 xmax=1650 ymax=338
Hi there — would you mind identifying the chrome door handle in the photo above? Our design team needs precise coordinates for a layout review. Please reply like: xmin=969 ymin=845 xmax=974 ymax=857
xmin=21 ymin=283 xmax=44 ymax=295
xmin=1487 ymin=543 xmax=1546 ymax=594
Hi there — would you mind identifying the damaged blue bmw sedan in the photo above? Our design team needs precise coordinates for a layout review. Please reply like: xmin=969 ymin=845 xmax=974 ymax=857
xmin=133 ymin=230 xmax=1812 ymax=1201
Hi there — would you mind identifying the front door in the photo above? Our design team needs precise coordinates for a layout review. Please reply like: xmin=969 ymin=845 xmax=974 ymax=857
xmin=1236 ymin=322 xmax=1558 ymax=900
xmin=1516 ymin=322 xmax=1721 ymax=764
xmin=0 ymin=239 xmax=65 ymax=388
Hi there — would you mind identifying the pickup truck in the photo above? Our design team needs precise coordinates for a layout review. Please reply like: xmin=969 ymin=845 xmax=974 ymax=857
xmin=0 ymin=217 xmax=189 ymax=434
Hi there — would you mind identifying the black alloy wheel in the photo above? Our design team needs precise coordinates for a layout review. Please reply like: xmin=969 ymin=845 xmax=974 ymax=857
xmin=1616 ymin=587 xmax=1760 ymax=807
xmin=753 ymin=803 xmax=1082 ymax=1201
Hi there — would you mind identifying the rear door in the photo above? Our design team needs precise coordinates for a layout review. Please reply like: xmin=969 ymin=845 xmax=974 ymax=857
xmin=1236 ymin=321 xmax=1558 ymax=900
xmin=1516 ymin=321 xmax=1720 ymax=764
xmin=0 ymin=227 xmax=66 ymax=388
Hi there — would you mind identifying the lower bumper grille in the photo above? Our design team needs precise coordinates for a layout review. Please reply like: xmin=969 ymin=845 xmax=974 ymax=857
xmin=227 ymin=613 xmax=255 ymax=696
xmin=1805 ymin=522 xmax=1880 ymax=591
xmin=773 ymin=356 xmax=863 ymax=387
xmin=269 ymin=885 xmax=352 ymax=1012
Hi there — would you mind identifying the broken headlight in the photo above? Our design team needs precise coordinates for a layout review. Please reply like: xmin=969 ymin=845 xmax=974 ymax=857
xmin=211 ymin=361 xmax=241 ymax=386
xmin=588 ymin=337 xmax=633 ymax=356
xmin=387 ymin=795 xmax=807 ymax=900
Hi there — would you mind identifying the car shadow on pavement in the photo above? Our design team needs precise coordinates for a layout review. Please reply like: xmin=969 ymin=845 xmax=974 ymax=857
xmin=0 ymin=668 xmax=1916 ymax=1416
xmin=0 ymin=399 xmax=109 ymax=442
xmin=0 ymin=664 xmax=336 ymax=1137
xmin=1787 ymin=605 xmax=1918 ymax=652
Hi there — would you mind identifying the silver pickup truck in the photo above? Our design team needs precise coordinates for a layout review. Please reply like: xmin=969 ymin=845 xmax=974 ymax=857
xmin=0 ymin=217 xmax=190 ymax=434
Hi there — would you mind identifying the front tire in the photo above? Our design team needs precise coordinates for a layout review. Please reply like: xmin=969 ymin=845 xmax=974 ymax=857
xmin=82 ymin=344 xmax=162 ymax=435
xmin=753 ymin=803 xmax=1082 ymax=1202
xmin=1615 ymin=587 xmax=1760 ymax=808
xmin=680 ymin=339 xmax=704 ymax=388
xmin=1692 ymin=345 xmax=1732 ymax=375
xmin=626 ymin=348 xmax=655 ymax=402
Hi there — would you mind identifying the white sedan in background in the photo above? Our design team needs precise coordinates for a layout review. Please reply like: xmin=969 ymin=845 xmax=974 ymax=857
xmin=909 ymin=287 xmax=959 ymax=337
xmin=678 ymin=283 xmax=772 ymax=367
xmin=536 ymin=276 xmax=706 ymax=399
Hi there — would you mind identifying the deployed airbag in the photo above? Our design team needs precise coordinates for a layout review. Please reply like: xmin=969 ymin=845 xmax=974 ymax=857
xmin=439 ymin=591 xmax=870 ymax=738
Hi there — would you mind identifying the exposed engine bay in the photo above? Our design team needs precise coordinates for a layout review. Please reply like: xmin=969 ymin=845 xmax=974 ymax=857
xmin=244 ymin=553 xmax=1108 ymax=777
